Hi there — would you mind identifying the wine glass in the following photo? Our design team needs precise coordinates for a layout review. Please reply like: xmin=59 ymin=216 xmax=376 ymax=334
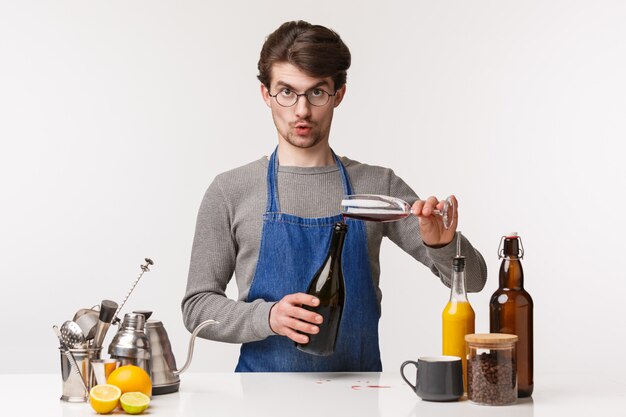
xmin=340 ymin=194 xmax=455 ymax=229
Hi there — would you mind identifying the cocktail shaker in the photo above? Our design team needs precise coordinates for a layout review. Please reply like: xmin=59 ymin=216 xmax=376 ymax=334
xmin=108 ymin=313 xmax=151 ymax=376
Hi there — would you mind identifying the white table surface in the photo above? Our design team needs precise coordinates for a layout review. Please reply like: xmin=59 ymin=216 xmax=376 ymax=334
xmin=0 ymin=371 xmax=623 ymax=416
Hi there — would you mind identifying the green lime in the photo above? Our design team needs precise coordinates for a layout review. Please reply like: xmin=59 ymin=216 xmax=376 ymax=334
xmin=120 ymin=391 xmax=150 ymax=415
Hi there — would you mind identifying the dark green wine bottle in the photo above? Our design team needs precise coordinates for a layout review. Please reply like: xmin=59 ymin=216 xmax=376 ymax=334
xmin=296 ymin=222 xmax=347 ymax=356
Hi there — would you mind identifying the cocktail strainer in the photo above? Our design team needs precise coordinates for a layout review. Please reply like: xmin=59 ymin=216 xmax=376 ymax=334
xmin=60 ymin=320 xmax=87 ymax=349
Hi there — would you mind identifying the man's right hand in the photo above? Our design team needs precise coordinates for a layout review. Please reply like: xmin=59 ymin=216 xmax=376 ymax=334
xmin=269 ymin=293 xmax=324 ymax=343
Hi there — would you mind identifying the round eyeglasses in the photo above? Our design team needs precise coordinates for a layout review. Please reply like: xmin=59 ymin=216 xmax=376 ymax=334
xmin=268 ymin=88 xmax=337 ymax=107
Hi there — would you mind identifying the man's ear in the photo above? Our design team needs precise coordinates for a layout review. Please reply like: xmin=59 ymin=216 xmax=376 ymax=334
xmin=261 ymin=84 xmax=272 ymax=108
xmin=333 ymin=84 xmax=347 ymax=108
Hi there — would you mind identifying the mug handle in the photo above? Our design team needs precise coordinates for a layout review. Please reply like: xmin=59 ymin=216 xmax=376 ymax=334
xmin=400 ymin=360 xmax=419 ymax=391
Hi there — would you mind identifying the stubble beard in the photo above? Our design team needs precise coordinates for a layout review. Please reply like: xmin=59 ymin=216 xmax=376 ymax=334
xmin=278 ymin=122 xmax=325 ymax=149
xmin=284 ymin=131 xmax=323 ymax=149
xmin=273 ymin=108 xmax=333 ymax=150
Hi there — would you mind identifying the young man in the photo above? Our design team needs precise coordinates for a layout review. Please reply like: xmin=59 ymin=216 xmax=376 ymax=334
xmin=182 ymin=21 xmax=487 ymax=372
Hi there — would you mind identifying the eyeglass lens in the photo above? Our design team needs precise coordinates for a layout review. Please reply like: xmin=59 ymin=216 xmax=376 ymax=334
xmin=274 ymin=89 xmax=332 ymax=107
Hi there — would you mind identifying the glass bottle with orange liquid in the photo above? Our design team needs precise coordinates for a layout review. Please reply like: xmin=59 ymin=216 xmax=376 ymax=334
xmin=442 ymin=232 xmax=475 ymax=391
xmin=489 ymin=233 xmax=533 ymax=397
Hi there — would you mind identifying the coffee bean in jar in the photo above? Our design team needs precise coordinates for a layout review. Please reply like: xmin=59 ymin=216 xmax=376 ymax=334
xmin=465 ymin=333 xmax=518 ymax=405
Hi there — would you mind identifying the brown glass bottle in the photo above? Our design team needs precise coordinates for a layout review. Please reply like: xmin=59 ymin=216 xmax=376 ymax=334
xmin=489 ymin=234 xmax=534 ymax=397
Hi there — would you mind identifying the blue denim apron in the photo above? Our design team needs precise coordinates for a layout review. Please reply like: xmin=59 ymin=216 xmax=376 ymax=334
xmin=235 ymin=149 xmax=382 ymax=372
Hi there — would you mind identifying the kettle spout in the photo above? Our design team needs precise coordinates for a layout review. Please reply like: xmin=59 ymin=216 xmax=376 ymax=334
xmin=173 ymin=319 xmax=218 ymax=376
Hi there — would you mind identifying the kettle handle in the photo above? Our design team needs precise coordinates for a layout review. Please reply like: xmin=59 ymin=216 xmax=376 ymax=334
xmin=173 ymin=319 xmax=218 ymax=376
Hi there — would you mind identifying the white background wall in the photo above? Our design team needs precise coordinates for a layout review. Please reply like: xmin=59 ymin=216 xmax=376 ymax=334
xmin=1 ymin=0 xmax=625 ymax=378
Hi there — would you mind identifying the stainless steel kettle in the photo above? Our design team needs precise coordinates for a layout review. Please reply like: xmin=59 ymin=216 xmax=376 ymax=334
xmin=144 ymin=318 xmax=217 ymax=395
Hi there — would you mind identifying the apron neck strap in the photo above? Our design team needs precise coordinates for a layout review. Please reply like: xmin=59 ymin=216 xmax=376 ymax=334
xmin=266 ymin=147 xmax=353 ymax=213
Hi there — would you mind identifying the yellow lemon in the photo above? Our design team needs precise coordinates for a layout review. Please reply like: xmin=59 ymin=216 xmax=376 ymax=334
xmin=120 ymin=392 xmax=150 ymax=415
xmin=106 ymin=365 xmax=152 ymax=397
xmin=89 ymin=384 xmax=121 ymax=414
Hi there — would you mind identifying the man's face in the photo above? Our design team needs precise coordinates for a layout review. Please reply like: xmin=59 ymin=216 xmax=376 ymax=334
xmin=261 ymin=62 xmax=345 ymax=150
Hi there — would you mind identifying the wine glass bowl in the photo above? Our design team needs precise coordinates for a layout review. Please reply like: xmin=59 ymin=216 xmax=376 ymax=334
xmin=341 ymin=194 xmax=455 ymax=229
xmin=340 ymin=195 xmax=411 ymax=222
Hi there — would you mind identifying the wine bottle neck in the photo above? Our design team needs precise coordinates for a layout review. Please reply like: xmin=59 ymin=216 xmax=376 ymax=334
xmin=328 ymin=223 xmax=347 ymax=261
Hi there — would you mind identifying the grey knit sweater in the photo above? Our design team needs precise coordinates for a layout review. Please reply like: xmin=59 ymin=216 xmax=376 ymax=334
xmin=182 ymin=155 xmax=487 ymax=343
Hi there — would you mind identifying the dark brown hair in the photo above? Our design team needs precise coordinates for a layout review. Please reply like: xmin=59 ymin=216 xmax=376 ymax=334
xmin=257 ymin=21 xmax=351 ymax=91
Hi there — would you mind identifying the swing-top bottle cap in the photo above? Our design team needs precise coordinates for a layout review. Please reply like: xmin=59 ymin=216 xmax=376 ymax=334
xmin=499 ymin=233 xmax=524 ymax=258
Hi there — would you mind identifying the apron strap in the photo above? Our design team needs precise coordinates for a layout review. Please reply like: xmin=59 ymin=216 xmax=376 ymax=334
xmin=266 ymin=149 xmax=281 ymax=213
xmin=265 ymin=147 xmax=353 ymax=213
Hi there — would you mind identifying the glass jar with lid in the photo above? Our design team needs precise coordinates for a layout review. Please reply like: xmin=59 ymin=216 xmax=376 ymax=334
xmin=465 ymin=333 xmax=518 ymax=405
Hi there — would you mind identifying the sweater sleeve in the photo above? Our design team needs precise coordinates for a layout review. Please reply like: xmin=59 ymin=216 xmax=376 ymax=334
xmin=382 ymin=171 xmax=487 ymax=292
xmin=181 ymin=176 xmax=276 ymax=343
